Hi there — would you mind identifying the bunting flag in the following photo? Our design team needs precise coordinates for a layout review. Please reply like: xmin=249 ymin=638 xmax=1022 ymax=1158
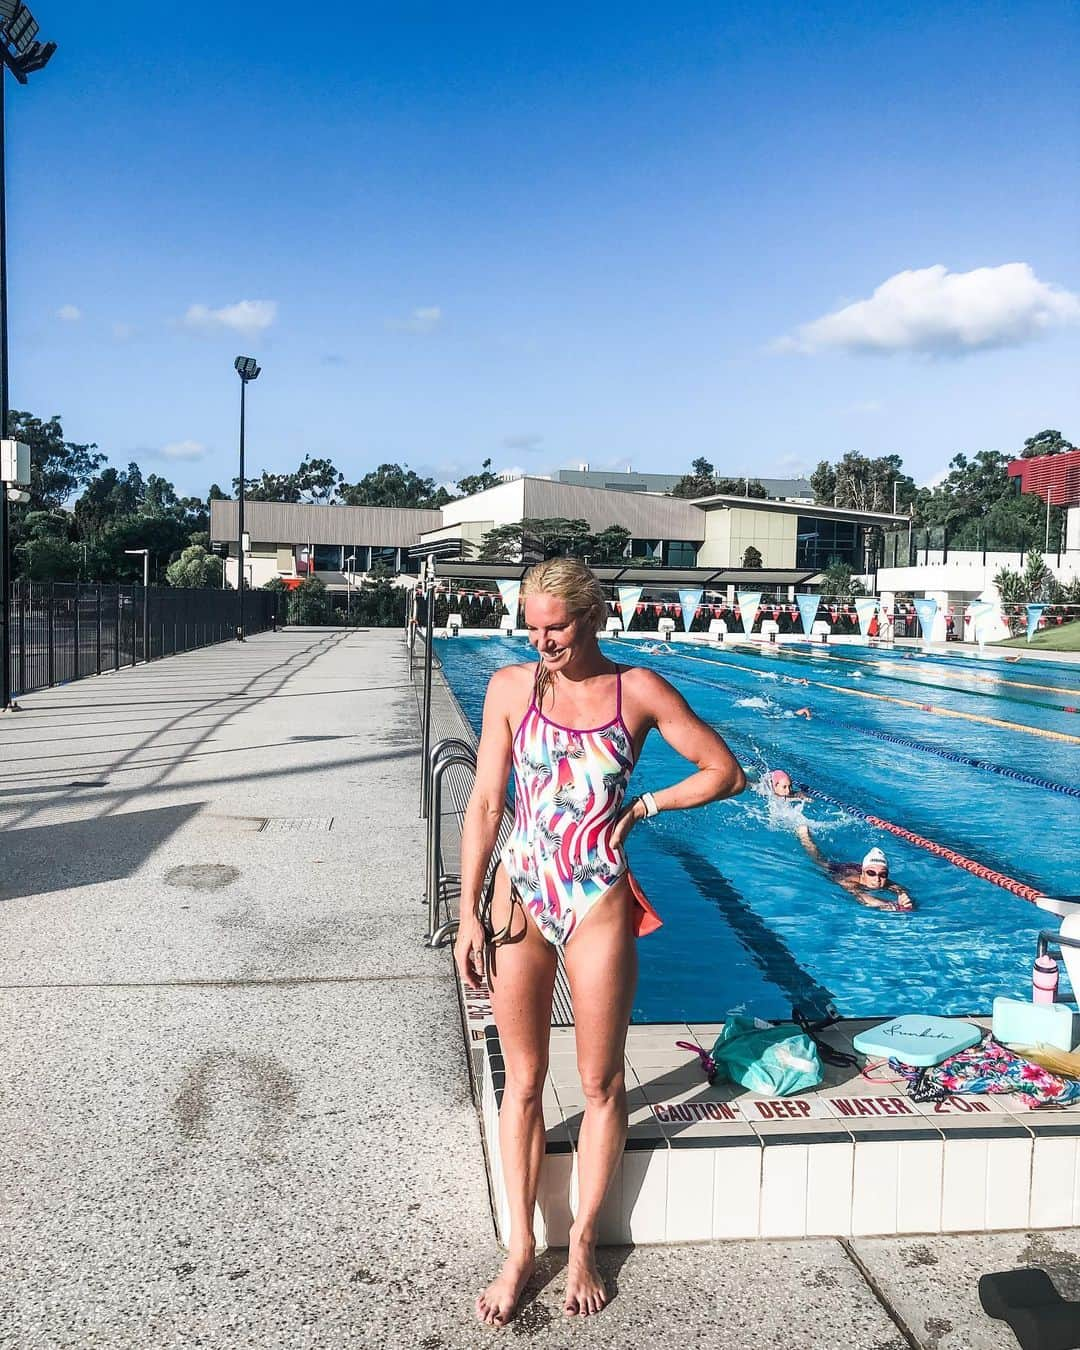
xmin=678 ymin=589 xmax=704 ymax=629
xmin=736 ymin=590 xmax=762 ymax=634
xmin=912 ymin=597 xmax=939 ymax=639
xmin=967 ymin=599 xmax=996 ymax=642
xmin=1026 ymin=604 xmax=1045 ymax=642
xmin=496 ymin=579 xmax=521 ymax=623
xmin=618 ymin=585 xmax=643 ymax=620
xmin=854 ymin=597 xmax=879 ymax=636
xmin=795 ymin=593 xmax=821 ymax=636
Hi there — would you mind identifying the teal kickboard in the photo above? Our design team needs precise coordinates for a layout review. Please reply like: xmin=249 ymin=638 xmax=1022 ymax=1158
xmin=852 ymin=1015 xmax=982 ymax=1067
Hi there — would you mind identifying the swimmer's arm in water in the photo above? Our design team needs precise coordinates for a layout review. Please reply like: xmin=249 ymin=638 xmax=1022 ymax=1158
xmin=795 ymin=823 xmax=824 ymax=863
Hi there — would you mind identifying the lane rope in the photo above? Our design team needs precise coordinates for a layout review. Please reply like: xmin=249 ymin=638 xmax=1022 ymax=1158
xmin=802 ymin=647 xmax=1080 ymax=699
xmin=667 ymin=646 xmax=1080 ymax=744
xmin=802 ymin=786 xmax=1049 ymax=907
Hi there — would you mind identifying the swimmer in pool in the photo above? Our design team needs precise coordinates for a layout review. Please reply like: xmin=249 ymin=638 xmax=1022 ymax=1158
xmin=796 ymin=826 xmax=914 ymax=912
xmin=766 ymin=769 xmax=810 ymax=802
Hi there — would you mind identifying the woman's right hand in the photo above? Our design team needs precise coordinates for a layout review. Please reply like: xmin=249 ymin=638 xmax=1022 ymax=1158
xmin=454 ymin=913 xmax=486 ymax=991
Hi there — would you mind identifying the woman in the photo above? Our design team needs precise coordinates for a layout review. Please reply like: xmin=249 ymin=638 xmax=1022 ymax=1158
xmin=454 ymin=559 xmax=745 ymax=1326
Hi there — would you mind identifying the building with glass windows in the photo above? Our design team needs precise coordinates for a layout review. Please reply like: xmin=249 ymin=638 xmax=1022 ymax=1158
xmin=210 ymin=480 xmax=905 ymax=593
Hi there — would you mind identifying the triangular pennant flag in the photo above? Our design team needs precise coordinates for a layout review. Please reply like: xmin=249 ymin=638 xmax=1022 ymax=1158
xmin=968 ymin=599 xmax=997 ymax=642
xmin=1026 ymin=604 xmax=1045 ymax=642
xmin=854 ymin=597 xmax=879 ymax=636
xmin=678 ymin=589 xmax=704 ymax=630
xmin=736 ymin=590 xmax=762 ymax=634
xmin=618 ymin=585 xmax=643 ymax=619
xmin=912 ymin=597 xmax=938 ymax=639
xmin=796 ymin=593 xmax=820 ymax=635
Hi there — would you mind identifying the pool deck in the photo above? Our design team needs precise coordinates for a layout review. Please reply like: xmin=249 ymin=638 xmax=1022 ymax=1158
xmin=3 ymin=626 xmax=1080 ymax=1349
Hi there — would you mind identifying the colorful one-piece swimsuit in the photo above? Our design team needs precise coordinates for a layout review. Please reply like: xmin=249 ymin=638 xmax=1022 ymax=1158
xmin=501 ymin=665 xmax=662 ymax=947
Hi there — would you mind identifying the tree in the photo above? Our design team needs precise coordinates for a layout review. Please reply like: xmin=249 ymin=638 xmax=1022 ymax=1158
xmin=819 ymin=559 xmax=867 ymax=598
xmin=477 ymin=522 xmax=527 ymax=561
xmin=340 ymin=462 xmax=451 ymax=509
xmin=671 ymin=458 xmax=767 ymax=499
xmin=810 ymin=460 xmax=836 ymax=504
xmin=74 ymin=463 xmax=143 ymax=537
xmin=671 ymin=457 xmax=717 ymax=498
xmin=1021 ymin=429 xmax=1075 ymax=459
xmin=588 ymin=524 xmax=631 ymax=564
xmin=7 ymin=411 xmax=104 ymax=510
xmin=288 ymin=576 xmax=331 ymax=625
xmin=742 ymin=545 xmax=763 ymax=568
xmin=13 ymin=534 xmax=83 ymax=581
xmin=295 ymin=455 xmax=345 ymax=504
xmin=808 ymin=452 xmax=915 ymax=512
xmin=455 ymin=458 xmax=499 ymax=497
xmin=166 ymin=544 xmax=223 ymax=589
xmin=715 ymin=477 xmax=767 ymax=498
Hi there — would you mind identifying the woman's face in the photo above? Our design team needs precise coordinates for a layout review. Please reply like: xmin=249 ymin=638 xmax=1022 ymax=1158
xmin=524 ymin=591 xmax=593 ymax=672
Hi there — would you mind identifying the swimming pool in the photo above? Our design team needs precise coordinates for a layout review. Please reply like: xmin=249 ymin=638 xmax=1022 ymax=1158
xmin=438 ymin=636 xmax=1080 ymax=1024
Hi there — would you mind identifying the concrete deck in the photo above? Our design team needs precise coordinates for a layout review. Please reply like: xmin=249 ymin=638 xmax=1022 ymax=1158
xmin=1 ymin=626 xmax=1075 ymax=1348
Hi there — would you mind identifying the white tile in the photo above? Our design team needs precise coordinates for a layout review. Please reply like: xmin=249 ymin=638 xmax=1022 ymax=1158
xmin=534 ymin=1151 xmax=574 ymax=1248
xmin=759 ymin=1145 xmax=808 ymax=1238
xmin=851 ymin=1140 xmax=899 ymax=1236
xmin=623 ymin=1149 xmax=670 ymax=1244
xmin=713 ymin=1145 xmax=762 ymax=1238
xmin=805 ymin=1141 xmax=854 ymax=1237
xmin=940 ymin=1139 xmax=988 ymax=1231
xmin=986 ymin=1137 xmax=1033 ymax=1231
xmin=896 ymin=1139 xmax=943 ymax=1234
xmin=494 ymin=1168 xmax=511 ymax=1246
xmin=666 ymin=1149 xmax=716 ymax=1242
xmin=593 ymin=1159 xmax=626 ymax=1245
xmin=1030 ymin=1136 xmax=1078 ymax=1228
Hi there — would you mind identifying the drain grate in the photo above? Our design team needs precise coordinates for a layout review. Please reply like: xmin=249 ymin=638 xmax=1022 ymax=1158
xmin=259 ymin=817 xmax=334 ymax=833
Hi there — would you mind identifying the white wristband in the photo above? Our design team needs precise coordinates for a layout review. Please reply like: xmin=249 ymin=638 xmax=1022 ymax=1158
xmin=640 ymin=791 xmax=659 ymax=818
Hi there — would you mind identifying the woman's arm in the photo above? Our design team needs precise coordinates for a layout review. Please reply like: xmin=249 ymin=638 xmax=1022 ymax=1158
xmin=453 ymin=667 xmax=517 ymax=989
xmin=612 ymin=670 xmax=745 ymax=846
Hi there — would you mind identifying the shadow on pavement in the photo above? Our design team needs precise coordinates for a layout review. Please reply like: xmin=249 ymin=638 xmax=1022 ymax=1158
xmin=0 ymin=801 xmax=205 ymax=903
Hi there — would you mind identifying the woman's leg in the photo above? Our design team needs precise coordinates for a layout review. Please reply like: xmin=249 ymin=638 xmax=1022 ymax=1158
xmin=562 ymin=882 xmax=638 ymax=1316
xmin=476 ymin=867 xmax=557 ymax=1327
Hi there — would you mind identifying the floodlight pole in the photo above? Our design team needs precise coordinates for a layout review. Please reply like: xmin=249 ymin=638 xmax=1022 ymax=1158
xmin=0 ymin=67 xmax=10 ymax=710
xmin=233 ymin=356 xmax=260 ymax=641
xmin=237 ymin=374 xmax=246 ymax=641
xmin=0 ymin=10 xmax=57 ymax=711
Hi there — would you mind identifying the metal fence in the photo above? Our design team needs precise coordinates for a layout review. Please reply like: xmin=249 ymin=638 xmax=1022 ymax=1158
xmin=6 ymin=582 xmax=278 ymax=699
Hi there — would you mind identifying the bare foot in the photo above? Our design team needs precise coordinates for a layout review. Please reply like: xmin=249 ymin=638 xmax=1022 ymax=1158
xmin=564 ymin=1232 xmax=607 ymax=1317
xmin=475 ymin=1248 xmax=535 ymax=1327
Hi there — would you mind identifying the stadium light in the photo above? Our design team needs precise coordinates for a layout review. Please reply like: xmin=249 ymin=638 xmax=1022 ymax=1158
xmin=0 ymin=2 xmax=55 ymax=712
xmin=234 ymin=356 xmax=261 ymax=640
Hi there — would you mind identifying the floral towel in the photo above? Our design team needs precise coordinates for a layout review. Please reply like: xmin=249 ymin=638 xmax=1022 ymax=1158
xmin=891 ymin=1033 xmax=1080 ymax=1110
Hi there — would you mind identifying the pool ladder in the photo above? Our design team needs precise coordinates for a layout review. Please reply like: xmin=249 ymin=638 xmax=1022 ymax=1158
xmin=425 ymin=737 xmax=477 ymax=946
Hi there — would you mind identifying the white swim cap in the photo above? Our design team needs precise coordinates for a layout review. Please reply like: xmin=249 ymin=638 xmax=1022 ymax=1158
xmin=862 ymin=847 xmax=888 ymax=869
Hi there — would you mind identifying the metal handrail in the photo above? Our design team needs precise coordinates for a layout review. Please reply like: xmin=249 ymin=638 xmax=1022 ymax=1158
xmin=426 ymin=738 xmax=478 ymax=946
xmin=1038 ymin=929 xmax=1080 ymax=960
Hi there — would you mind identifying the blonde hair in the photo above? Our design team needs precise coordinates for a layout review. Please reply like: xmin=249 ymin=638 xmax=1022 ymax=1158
xmin=520 ymin=558 xmax=607 ymax=708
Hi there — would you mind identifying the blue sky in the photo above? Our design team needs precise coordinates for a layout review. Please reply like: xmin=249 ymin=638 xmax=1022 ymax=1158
xmin=11 ymin=0 xmax=1080 ymax=497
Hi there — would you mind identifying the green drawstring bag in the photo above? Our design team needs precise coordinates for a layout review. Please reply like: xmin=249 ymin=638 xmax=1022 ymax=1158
xmin=709 ymin=1015 xmax=823 ymax=1096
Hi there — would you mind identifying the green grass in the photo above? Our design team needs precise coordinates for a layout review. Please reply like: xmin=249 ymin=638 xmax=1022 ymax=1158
xmin=995 ymin=618 xmax=1080 ymax=652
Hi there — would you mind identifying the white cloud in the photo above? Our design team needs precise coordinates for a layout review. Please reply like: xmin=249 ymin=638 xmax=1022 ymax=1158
xmin=182 ymin=299 xmax=277 ymax=336
xmin=159 ymin=440 xmax=209 ymax=462
xmin=776 ymin=263 xmax=1080 ymax=356
xmin=502 ymin=433 xmax=543 ymax=452
xmin=57 ymin=304 xmax=82 ymax=322
xmin=111 ymin=321 xmax=135 ymax=341
xmin=848 ymin=399 xmax=883 ymax=414
xmin=387 ymin=305 xmax=442 ymax=334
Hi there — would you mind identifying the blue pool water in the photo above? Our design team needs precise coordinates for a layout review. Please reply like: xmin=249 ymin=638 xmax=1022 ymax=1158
xmin=438 ymin=636 xmax=1080 ymax=1024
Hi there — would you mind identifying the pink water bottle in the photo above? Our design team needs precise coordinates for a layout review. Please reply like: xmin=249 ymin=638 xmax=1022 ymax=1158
xmin=1033 ymin=954 xmax=1059 ymax=1005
